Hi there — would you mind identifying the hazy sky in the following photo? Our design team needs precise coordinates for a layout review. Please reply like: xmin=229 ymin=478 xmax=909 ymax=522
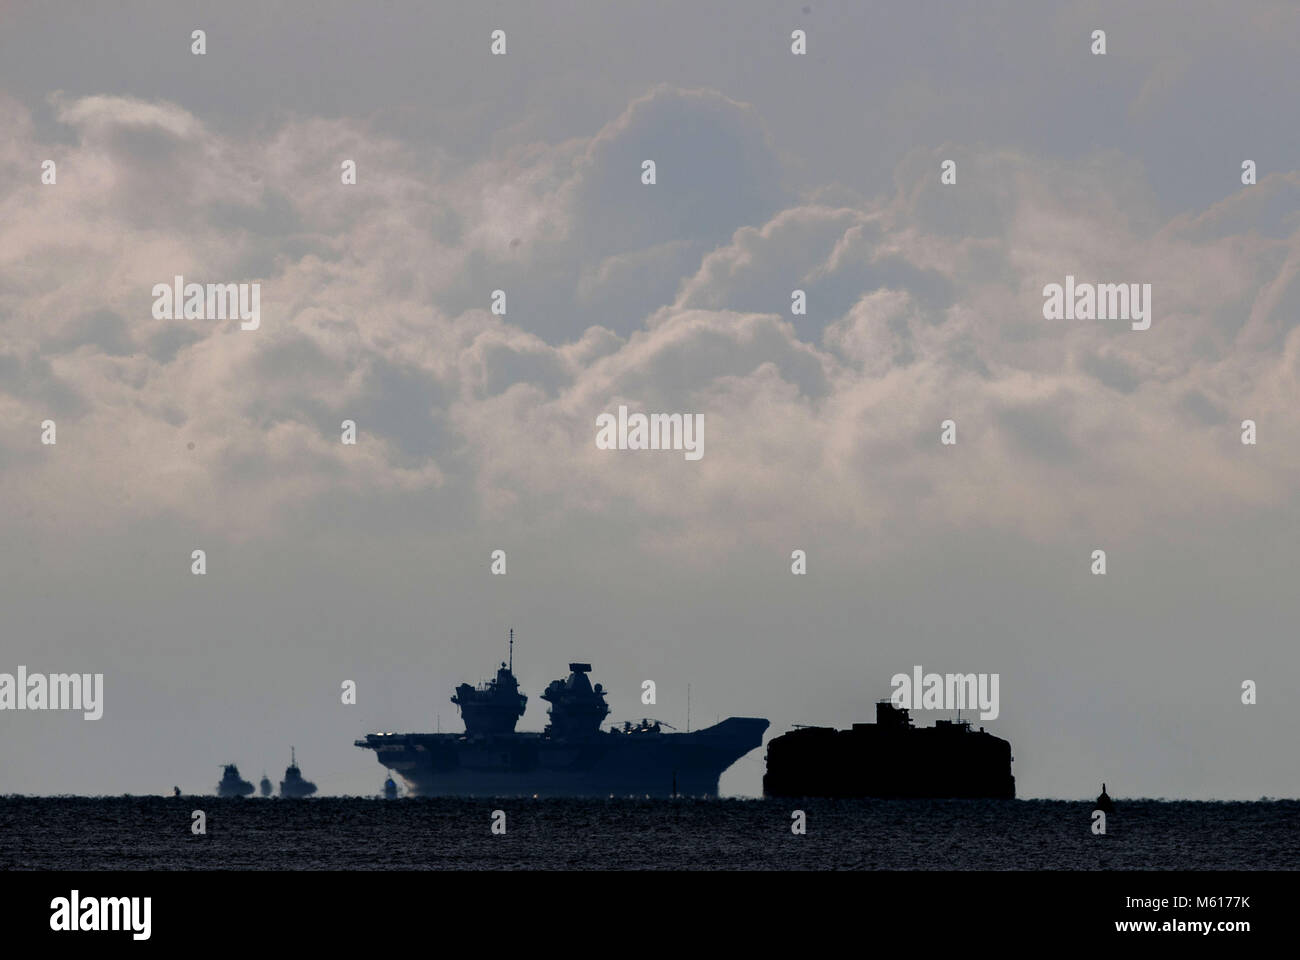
xmin=2 ymin=1 xmax=1298 ymax=799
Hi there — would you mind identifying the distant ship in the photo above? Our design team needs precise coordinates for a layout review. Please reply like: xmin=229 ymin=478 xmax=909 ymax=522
xmin=217 ymin=764 xmax=255 ymax=798
xmin=279 ymin=747 xmax=317 ymax=798
xmin=383 ymin=772 xmax=399 ymax=799
xmin=259 ymin=772 xmax=273 ymax=797
xmin=763 ymin=701 xmax=1015 ymax=799
xmin=355 ymin=632 xmax=768 ymax=797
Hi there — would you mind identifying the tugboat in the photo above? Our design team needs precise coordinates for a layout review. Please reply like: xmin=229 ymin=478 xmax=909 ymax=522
xmin=259 ymin=772 xmax=273 ymax=797
xmin=1095 ymin=782 xmax=1115 ymax=813
xmin=763 ymin=700 xmax=1015 ymax=799
xmin=279 ymin=747 xmax=318 ymax=798
xmin=355 ymin=630 xmax=768 ymax=797
xmin=216 ymin=764 xmax=255 ymax=798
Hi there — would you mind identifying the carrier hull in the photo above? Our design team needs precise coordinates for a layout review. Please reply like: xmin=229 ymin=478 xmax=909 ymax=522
xmin=356 ymin=717 xmax=769 ymax=797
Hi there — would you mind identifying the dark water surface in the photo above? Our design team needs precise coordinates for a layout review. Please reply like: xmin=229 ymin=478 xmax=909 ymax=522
xmin=1 ymin=797 xmax=1295 ymax=870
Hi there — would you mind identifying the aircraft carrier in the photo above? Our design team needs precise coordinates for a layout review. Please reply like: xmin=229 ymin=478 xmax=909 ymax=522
xmin=355 ymin=634 xmax=768 ymax=797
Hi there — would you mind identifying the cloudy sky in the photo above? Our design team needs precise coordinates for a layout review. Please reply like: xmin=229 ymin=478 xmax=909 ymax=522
xmin=2 ymin=1 xmax=1298 ymax=799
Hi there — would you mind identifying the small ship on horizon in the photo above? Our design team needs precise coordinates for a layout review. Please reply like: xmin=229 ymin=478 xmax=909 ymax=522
xmin=279 ymin=747 xmax=317 ymax=798
xmin=217 ymin=764 xmax=255 ymax=798
xmin=355 ymin=632 xmax=768 ymax=797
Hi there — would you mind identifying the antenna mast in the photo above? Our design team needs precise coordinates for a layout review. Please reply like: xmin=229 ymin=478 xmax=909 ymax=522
xmin=509 ymin=628 xmax=514 ymax=672
xmin=687 ymin=683 xmax=691 ymax=733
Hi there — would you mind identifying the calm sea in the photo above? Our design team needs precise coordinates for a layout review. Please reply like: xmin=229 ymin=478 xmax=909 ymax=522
xmin=1 ymin=797 xmax=1296 ymax=870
